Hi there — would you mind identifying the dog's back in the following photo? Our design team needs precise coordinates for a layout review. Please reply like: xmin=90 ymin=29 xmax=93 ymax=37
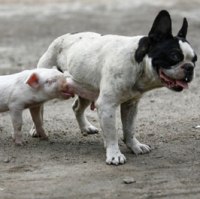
xmin=37 ymin=32 xmax=143 ymax=91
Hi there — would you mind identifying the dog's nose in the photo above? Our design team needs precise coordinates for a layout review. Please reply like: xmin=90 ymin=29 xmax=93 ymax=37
xmin=182 ymin=63 xmax=194 ymax=82
xmin=183 ymin=63 xmax=194 ymax=73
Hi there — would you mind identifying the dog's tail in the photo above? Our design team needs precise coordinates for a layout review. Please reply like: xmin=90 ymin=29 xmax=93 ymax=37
xmin=37 ymin=34 xmax=70 ymax=70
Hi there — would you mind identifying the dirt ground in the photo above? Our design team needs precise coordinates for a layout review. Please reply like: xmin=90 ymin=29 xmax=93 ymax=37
xmin=0 ymin=0 xmax=200 ymax=198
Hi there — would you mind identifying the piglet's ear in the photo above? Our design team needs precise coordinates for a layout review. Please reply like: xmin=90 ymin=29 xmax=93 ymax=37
xmin=26 ymin=73 xmax=40 ymax=89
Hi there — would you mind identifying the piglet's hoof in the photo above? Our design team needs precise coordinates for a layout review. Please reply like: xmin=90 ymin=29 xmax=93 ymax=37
xmin=39 ymin=135 xmax=49 ymax=141
xmin=13 ymin=139 xmax=23 ymax=146
xmin=31 ymin=131 xmax=48 ymax=140
xmin=29 ymin=128 xmax=39 ymax=138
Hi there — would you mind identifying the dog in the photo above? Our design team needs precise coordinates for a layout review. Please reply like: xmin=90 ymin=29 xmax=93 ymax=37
xmin=0 ymin=68 xmax=73 ymax=145
xmin=34 ymin=10 xmax=197 ymax=165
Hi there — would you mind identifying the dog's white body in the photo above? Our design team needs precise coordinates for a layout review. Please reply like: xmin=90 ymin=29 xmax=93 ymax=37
xmin=0 ymin=68 xmax=70 ymax=145
xmin=37 ymin=32 xmax=162 ymax=164
xmin=33 ymin=10 xmax=197 ymax=165
xmin=40 ymin=33 xmax=162 ymax=97
xmin=36 ymin=28 xmax=196 ymax=165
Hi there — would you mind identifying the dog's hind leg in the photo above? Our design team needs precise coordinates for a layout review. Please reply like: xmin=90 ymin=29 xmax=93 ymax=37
xmin=120 ymin=99 xmax=151 ymax=155
xmin=72 ymin=96 xmax=98 ymax=136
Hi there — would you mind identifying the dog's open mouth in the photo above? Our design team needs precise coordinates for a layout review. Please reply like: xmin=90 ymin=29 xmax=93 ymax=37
xmin=159 ymin=69 xmax=188 ymax=91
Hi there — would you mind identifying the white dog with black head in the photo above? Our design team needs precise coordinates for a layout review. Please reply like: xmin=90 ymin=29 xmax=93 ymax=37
xmin=33 ymin=10 xmax=197 ymax=165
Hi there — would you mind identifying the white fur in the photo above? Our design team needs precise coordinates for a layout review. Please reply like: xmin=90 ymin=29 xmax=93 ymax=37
xmin=36 ymin=32 xmax=194 ymax=165
xmin=179 ymin=40 xmax=195 ymax=61
xmin=36 ymin=32 xmax=159 ymax=165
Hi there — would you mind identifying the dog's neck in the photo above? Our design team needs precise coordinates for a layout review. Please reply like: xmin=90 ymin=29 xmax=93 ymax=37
xmin=134 ymin=56 xmax=163 ymax=93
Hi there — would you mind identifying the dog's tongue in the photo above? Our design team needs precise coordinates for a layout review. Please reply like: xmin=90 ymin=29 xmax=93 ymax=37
xmin=159 ymin=70 xmax=188 ymax=89
xmin=175 ymin=80 xmax=188 ymax=89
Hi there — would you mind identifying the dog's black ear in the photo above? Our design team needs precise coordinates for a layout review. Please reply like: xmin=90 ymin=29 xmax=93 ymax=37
xmin=135 ymin=37 xmax=150 ymax=63
xmin=148 ymin=10 xmax=172 ymax=43
xmin=177 ymin=18 xmax=188 ymax=39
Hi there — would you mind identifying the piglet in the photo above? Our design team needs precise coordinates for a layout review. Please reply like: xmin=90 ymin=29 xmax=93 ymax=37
xmin=0 ymin=68 xmax=74 ymax=145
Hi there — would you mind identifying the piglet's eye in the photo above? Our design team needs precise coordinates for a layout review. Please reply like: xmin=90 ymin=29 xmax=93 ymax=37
xmin=45 ymin=80 xmax=50 ymax=84
xmin=45 ymin=79 xmax=57 ymax=85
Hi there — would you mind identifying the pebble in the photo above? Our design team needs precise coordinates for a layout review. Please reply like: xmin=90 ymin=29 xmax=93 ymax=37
xmin=148 ymin=133 xmax=155 ymax=137
xmin=49 ymin=141 xmax=55 ymax=145
xmin=3 ymin=157 xmax=10 ymax=163
xmin=194 ymin=125 xmax=200 ymax=129
xmin=123 ymin=177 xmax=136 ymax=184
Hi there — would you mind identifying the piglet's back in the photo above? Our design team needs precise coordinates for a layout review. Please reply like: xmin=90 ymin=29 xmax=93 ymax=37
xmin=0 ymin=70 xmax=33 ymax=112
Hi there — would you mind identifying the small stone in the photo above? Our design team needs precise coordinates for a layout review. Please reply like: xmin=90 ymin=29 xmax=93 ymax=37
xmin=194 ymin=125 xmax=200 ymax=129
xmin=155 ymin=155 xmax=163 ymax=159
xmin=3 ymin=157 xmax=10 ymax=163
xmin=123 ymin=177 xmax=136 ymax=184
xmin=49 ymin=141 xmax=55 ymax=145
xmin=148 ymin=133 xmax=155 ymax=137
xmin=82 ymin=132 xmax=88 ymax=136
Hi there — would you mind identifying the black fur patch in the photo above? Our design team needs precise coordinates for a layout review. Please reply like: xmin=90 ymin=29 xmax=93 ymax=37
xmin=56 ymin=66 xmax=64 ymax=73
xmin=135 ymin=37 xmax=150 ymax=63
xmin=148 ymin=37 xmax=184 ymax=70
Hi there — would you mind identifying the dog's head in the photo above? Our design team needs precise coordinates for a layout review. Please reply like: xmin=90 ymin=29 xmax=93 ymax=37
xmin=135 ymin=10 xmax=197 ymax=92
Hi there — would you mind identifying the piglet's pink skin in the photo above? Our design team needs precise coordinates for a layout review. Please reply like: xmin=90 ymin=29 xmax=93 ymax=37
xmin=0 ymin=68 xmax=71 ymax=145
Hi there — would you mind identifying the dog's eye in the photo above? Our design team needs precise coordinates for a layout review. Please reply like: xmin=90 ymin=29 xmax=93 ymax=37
xmin=170 ymin=53 xmax=179 ymax=61
xmin=169 ymin=51 xmax=182 ymax=62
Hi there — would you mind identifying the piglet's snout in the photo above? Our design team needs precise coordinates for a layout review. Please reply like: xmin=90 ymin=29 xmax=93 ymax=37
xmin=59 ymin=79 xmax=75 ymax=99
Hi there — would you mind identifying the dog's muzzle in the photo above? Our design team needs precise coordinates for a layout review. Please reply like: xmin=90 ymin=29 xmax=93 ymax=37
xmin=159 ymin=62 xmax=194 ymax=92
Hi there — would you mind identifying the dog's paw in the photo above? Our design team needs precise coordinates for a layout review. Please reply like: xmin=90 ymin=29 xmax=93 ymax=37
xmin=126 ymin=137 xmax=151 ymax=155
xmin=81 ymin=125 xmax=99 ymax=136
xmin=106 ymin=147 xmax=126 ymax=165
xmin=132 ymin=143 xmax=151 ymax=155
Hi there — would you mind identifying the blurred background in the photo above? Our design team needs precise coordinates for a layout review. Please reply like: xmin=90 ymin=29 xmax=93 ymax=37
xmin=0 ymin=0 xmax=199 ymax=74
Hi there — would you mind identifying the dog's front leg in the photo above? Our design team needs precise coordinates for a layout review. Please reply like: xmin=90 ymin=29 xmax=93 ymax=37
xmin=96 ymin=97 xmax=126 ymax=165
xmin=121 ymin=99 xmax=151 ymax=155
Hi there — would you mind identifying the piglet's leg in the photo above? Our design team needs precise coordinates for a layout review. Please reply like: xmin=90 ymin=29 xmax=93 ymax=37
xmin=9 ymin=109 xmax=23 ymax=145
xmin=29 ymin=104 xmax=44 ymax=137
xmin=29 ymin=105 xmax=48 ymax=140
